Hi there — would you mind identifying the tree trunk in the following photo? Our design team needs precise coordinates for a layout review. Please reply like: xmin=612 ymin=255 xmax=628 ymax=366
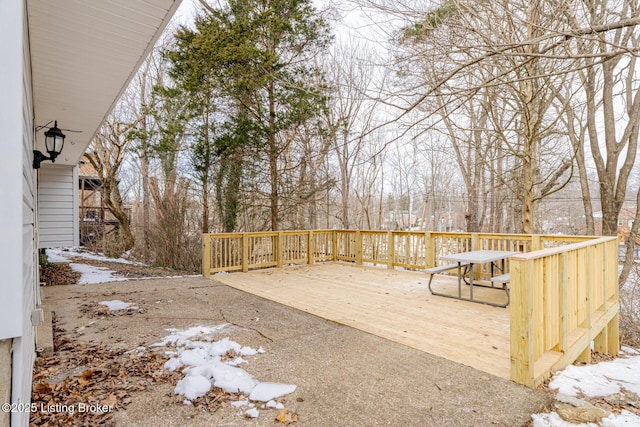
xmin=141 ymin=136 xmax=151 ymax=259
xmin=103 ymin=179 xmax=135 ymax=252
xmin=201 ymin=112 xmax=211 ymax=234
xmin=268 ymin=82 xmax=279 ymax=231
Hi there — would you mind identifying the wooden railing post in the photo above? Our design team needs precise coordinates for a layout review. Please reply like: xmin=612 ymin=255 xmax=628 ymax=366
xmin=405 ymin=233 xmax=411 ymax=266
xmin=425 ymin=232 xmax=434 ymax=268
xmin=387 ymin=231 xmax=394 ymax=269
xmin=307 ymin=230 xmax=314 ymax=265
xmin=277 ymin=231 xmax=284 ymax=268
xmin=471 ymin=233 xmax=480 ymax=251
xmin=331 ymin=231 xmax=338 ymax=261
xmin=604 ymin=239 xmax=620 ymax=355
xmin=242 ymin=233 xmax=249 ymax=272
xmin=510 ymin=257 xmax=535 ymax=386
xmin=202 ymin=234 xmax=211 ymax=277
xmin=557 ymin=252 xmax=568 ymax=353
xmin=609 ymin=240 xmax=620 ymax=355
xmin=355 ymin=230 xmax=363 ymax=265
xmin=531 ymin=234 xmax=541 ymax=251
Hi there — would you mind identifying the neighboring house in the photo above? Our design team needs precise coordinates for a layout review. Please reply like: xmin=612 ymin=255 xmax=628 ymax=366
xmin=0 ymin=1 xmax=181 ymax=426
xmin=617 ymin=207 xmax=639 ymax=245
xmin=78 ymin=161 xmax=130 ymax=246
xmin=385 ymin=211 xmax=418 ymax=230
xmin=592 ymin=206 xmax=637 ymax=238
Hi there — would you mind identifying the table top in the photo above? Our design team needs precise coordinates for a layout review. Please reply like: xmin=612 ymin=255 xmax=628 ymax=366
xmin=440 ymin=250 xmax=520 ymax=264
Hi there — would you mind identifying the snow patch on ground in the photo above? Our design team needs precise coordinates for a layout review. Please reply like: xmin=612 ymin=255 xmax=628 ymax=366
xmin=174 ymin=375 xmax=212 ymax=400
xmin=532 ymin=410 xmax=640 ymax=427
xmin=152 ymin=324 xmax=233 ymax=347
xmin=532 ymin=355 xmax=640 ymax=425
xmin=47 ymin=247 xmax=143 ymax=265
xmin=244 ymin=408 xmax=259 ymax=418
xmin=549 ymin=356 xmax=640 ymax=398
xmin=46 ymin=248 xmax=195 ymax=284
xmin=45 ymin=250 xmax=70 ymax=263
xmin=154 ymin=325 xmax=296 ymax=418
xmin=70 ymin=263 xmax=129 ymax=284
xmin=266 ymin=400 xmax=285 ymax=409
xmin=99 ymin=300 xmax=135 ymax=311
xmin=249 ymin=383 xmax=297 ymax=402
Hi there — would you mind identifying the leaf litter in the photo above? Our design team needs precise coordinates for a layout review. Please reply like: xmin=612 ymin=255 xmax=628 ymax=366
xmin=31 ymin=313 xmax=298 ymax=425
xmin=31 ymin=323 xmax=227 ymax=425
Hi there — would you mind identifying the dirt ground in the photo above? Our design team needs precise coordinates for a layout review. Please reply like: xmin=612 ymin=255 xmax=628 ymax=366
xmin=33 ymin=259 xmax=551 ymax=426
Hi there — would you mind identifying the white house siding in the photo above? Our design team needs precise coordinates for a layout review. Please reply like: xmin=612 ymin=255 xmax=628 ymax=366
xmin=0 ymin=1 xmax=38 ymax=425
xmin=0 ymin=0 xmax=26 ymax=341
xmin=37 ymin=165 xmax=79 ymax=249
xmin=13 ymin=3 xmax=38 ymax=423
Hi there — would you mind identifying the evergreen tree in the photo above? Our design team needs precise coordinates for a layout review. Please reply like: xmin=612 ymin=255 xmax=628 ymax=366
xmin=166 ymin=0 xmax=331 ymax=230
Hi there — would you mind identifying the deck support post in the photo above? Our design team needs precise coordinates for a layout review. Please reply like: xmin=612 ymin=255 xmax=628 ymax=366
xmin=242 ymin=233 xmax=249 ymax=272
xmin=557 ymin=252 xmax=568 ymax=352
xmin=277 ymin=231 xmax=284 ymax=268
xmin=307 ymin=230 xmax=314 ymax=265
xmin=531 ymin=235 xmax=541 ymax=251
xmin=594 ymin=325 xmax=609 ymax=354
xmin=331 ymin=231 xmax=338 ymax=261
xmin=577 ymin=347 xmax=591 ymax=364
xmin=510 ymin=258 xmax=535 ymax=386
xmin=387 ymin=231 xmax=394 ymax=269
xmin=471 ymin=233 xmax=479 ymax=251
xmin=605 ymin=239 xmax=620 ymax=355
xmin=607 ymin=312 xmax=620 ymax=355
xmin=425 ymin=232 xmax=434 ymax=268
xmin=202 ymin=234 xmax=211 ymax=278
xmin=355 ymin=231 xmax=363 ymax=265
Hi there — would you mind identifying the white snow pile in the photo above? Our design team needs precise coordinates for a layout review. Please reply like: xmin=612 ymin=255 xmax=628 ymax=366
xmin=533 ymin=411 xmax=640 ymax=427
xmin=47 ymin=247 xmax=143 ymax=265
xmin=45 ymin=250 xmax=73 ymax=263
xmin=45 ymin=247 xmax=194 ymax=284
xmin=549 ymin=356 xmax=640 ymax=398
xmin=153 ymin=324 xmax=296 ymax=418
xmin=71 ymin=263 xmax=129 ymax=285
xmin=99 ymin=300 xmax=136 ymax=311
xmin=47 ymin=248 xmax=135 ymax=284
xmin=532 ymin=350 xmax=640 ymax=426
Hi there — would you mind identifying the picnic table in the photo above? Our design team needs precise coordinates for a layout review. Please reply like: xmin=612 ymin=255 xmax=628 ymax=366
xmin=427 ymin=250 xmax=519 ymax=307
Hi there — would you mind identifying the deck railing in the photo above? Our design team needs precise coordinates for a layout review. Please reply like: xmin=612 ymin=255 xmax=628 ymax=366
xmin=509 ymin=237 xmax=619 ymax=386
xmin=202 ymin=230 xmax=619 ymax=387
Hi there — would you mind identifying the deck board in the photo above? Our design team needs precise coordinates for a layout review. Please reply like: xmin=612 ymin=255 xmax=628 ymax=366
xmin=212 ymin=262 xmax=511 ymax=379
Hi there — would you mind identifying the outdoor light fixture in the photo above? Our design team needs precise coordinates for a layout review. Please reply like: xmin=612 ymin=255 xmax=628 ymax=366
xmin=33 ymin=120 xmax=66 ymax=169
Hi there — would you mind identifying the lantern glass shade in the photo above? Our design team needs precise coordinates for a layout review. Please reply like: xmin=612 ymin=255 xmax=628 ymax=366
xmin=44 ymin=120 xmax=65 ymax=157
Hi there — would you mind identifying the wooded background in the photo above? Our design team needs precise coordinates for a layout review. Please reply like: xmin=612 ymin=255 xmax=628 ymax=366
xmin=83 ymin=0 xmax=640 ymax=291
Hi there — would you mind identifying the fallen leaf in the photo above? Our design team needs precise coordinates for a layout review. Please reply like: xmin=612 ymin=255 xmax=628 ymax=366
xmin=78 ymin=368 xmax=96 ymax=386
xmin=276 ymin=408 xmax=298 ymax=425
xmin=102 ymin=393 xmax=117 ymax=407
xmin=33 ymin=382 xmax=52 ymax=394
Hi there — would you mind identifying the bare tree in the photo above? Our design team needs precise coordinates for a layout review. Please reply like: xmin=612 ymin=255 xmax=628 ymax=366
xmin=83 ymin=117 xmax=136 ymax=255
xmin=323 ymin=41 xmax=381 ymax=229
xmin=561 ymin=0 xmax=640 ymax=237
xmin=357 ymin=0 xmax=640 ymax=235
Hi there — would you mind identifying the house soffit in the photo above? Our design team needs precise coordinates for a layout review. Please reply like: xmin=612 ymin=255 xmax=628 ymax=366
xmin=27 ymin=0 xmax=182 ymax=166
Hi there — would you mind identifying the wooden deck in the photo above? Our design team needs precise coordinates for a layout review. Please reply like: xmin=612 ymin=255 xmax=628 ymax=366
xmin=212 ymin=262 xmax=512 ymax=379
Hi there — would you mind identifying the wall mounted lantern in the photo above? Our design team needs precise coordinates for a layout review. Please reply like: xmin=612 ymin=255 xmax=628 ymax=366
xmin=33 ymin=120 xmax=65 ymax=169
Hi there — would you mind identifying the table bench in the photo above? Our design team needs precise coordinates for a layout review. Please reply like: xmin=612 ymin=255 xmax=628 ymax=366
xmin=428 ymin=250 xmax=518 ymax=308
xmin=426 ymin=263 xmax=469 ymax=290
xmin=490 ymin=273 xmax=510 ymax=285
